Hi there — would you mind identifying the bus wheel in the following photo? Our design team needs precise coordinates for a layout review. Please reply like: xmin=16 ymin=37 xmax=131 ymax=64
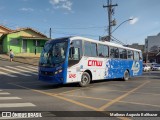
xmin=79 ymin=72 xmax=91 ymax=87
xmin=123 ymin=70 xmax=129 ymax=81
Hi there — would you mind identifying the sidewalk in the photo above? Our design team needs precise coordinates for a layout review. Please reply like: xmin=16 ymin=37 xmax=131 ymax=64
xmin=0 ymin=54 xmax=39 ymax=66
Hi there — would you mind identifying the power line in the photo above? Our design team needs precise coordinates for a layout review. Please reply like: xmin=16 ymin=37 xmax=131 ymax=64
xmin=111 ymin=35 xmax=126 ymax=45
xmin=52 ymin=30 xmax=100 ymax=38
xmin=51 ymin=26 xmax=105 ymax=30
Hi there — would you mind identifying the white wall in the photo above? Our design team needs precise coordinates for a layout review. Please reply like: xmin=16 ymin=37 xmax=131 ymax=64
xmin=145 ymin=33 xmax=160 ymax=53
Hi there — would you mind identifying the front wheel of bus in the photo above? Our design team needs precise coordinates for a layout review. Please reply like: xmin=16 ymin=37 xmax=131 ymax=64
xmin=123 ymin=70 xmax=129 ymax=81
xmin=79 ymin=72 xmax=91 ymax=87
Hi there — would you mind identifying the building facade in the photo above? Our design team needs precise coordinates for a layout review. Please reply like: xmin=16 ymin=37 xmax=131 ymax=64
xmin=0 ymin=26 xmax=50 ymax=55
xmin=145 ymin=33 xmax=160 ymax=63
xmin=0 ymin=25 xmax=12 ymax=53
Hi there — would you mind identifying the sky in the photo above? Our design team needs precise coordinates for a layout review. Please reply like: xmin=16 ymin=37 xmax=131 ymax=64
xmin=0 ymin=0 xmax=160 ymax=45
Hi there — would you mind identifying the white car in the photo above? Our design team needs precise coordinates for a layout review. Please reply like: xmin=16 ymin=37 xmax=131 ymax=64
xmin=152 ymin=64 xmax=160 ymax=71
xmin=143 ymin=64 xmax=151 ymax=72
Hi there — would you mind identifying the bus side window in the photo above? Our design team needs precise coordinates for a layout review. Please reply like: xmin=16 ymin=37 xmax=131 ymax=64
xmin=84 ymin=41 xmax=97 ymax=57
xmin=90 ymin=43 xmax=97 ymax=57
xmin=110 ymin=47 xmax=119 ymax=58
xmin=98 ymin=44 xmax=104 ymax=57
xmin=110 ymin=47 xmax=114 ymax=58
xmin=84 ymin=41 xmax=91 ymax=56
xmin=103 ymin=45 xmax=109 ymax=57
xmin=115 ymin=48 xmax=119 ymax=58
xmin=127 ymin=50 xmax=133 ymax=60
xmin=119 ymin=49 xmax=127 ymax=59
xmin=134 ymin=51 xmax=139 ymax=61
xmin=139 ymin=52 xmax=143 ymax=60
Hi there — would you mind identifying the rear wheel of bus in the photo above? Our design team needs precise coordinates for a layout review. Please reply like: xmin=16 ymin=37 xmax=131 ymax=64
xmin=79 ymin=72 xmax=91 ymax=87
xmin=123 ymin=70 xmax=129 ymax=81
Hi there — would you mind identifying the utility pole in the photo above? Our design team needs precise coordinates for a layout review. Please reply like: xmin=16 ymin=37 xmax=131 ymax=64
xmin=49 ymin=28 xmax=52 ymax=39
xmin=103 ymin=0 xmax=118 ymax=42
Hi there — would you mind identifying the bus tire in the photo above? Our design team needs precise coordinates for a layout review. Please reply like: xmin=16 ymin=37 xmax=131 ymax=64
xmin=79 ymin=72 xmax=91 ymax=87
xmin=123 ymin=70 xmax=129 ymax=81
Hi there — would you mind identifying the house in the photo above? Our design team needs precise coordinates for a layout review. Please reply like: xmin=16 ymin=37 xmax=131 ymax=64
xmin=0 ymin=25 xmax=13 ymax=53
xmin=0 ymin=26 xmax=50 ymax=55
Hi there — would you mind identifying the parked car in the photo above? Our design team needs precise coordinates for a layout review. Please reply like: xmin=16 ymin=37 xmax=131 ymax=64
xmin=146 ymin=62 xmax=157 ymax=70
xmin=152 ymin=64 xmax=160 ymax=71
xmin=143 ymin=64 xmax=151 ymax=72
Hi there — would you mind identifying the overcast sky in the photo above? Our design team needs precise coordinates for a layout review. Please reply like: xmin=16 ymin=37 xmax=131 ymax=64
xmin=0 ymin=0 xmax=160 ymax=45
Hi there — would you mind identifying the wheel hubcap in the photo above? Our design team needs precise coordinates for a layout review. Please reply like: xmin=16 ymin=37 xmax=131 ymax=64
xmin=82 ymin=75 xmax=88 ymax=85
xmin=125 ymin=72 xmax=129 ymax=80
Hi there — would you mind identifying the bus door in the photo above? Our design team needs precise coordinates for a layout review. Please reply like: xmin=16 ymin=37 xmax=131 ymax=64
xmin=132 ymin=51 xmax=141 ymax=76
xmin=109 ymin=47 xmax=120 ymax=78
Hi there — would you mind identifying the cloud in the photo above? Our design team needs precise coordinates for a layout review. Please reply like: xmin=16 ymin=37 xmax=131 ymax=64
xmin=49 ymin=0 xmax=73 ymax=11
xmin=129 ymin=17 xmax=139 ymax=25
xmin=20 ymin=8 xmax=34 ymax=12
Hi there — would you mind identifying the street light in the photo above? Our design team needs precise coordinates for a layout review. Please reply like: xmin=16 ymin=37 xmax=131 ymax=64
xmin=111 ymin=18 xmax=133 ymax=34
xmin=99 ymin=18 xmax=133 ymax=42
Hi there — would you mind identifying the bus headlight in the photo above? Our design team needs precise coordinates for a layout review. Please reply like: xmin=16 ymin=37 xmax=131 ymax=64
xmin=55 ymin=71 xmax=58 ymax=74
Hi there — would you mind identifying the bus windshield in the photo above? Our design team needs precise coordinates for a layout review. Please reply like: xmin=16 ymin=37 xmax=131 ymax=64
xmin=39 ymin=41 xmax=68 ymax=67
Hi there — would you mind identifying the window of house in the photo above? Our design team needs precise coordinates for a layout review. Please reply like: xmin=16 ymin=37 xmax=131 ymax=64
xmin=0 ymin=40 xmax=2 ymax=45
xmin=33 ymin=40 xmax=40 ymax=47
xmin=10 ymin=38 xmax=19 ymax=45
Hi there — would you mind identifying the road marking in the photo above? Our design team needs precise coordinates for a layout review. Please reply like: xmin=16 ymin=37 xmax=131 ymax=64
xmin=0 ymin=97 xmax=21 ymax=100
xmin=57 ymin=86 xmax=94 ymax=95
xmin=5 ymin=66 xmax=37 ymax=75
xmin=0 ymin=67 xmax=31 ymax=76
xmin=98 ymin=81 xmax=150 ymax=110
xmin=0 ymin=103 xmax=36 ymax=108
xmin=27 ymin=66 xmax=38 ymax=70
xmin=0 ymin=92 xmax=10 ymax=95
xmin=0 ymin=71 xmax=17 ymax=77
xmin=16 ymin=66 xmax=37 ymax=72
xmin=9 ymin=83 xmax=130 ymax=120
xmin=62 ymin=94 xmax=160 ymax=108
xmin=88 ymin=88 xmax=160 ymax=96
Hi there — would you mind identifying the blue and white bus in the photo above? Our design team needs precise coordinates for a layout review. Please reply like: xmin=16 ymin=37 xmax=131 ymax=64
xmin=38 ymin=36 xmax=143 ymax=87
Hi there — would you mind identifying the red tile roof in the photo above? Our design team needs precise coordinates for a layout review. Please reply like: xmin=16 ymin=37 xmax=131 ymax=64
xmin=0 ymin=25 xmax=13 ymax=32
xmin=9 ymin=27 xmax=47 ymax=38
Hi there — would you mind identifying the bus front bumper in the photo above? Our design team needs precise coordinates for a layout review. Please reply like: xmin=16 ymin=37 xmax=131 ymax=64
xmin=38 ymin=74 xmax=64 ymax=84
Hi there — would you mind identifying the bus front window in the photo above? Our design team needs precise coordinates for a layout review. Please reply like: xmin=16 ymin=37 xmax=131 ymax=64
xmin=39 ymin=41 xmax=68 ymax=67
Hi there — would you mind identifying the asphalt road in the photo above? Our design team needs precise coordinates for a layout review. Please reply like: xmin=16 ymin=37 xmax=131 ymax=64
xmin=0 ymin=59 xmax=160 ymax=120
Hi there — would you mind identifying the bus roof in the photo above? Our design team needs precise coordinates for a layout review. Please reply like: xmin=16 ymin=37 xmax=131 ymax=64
xmin=70 ymin=36 xmax=141 ymax=52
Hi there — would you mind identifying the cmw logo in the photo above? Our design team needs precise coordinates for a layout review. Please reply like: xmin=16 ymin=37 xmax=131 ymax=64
xmin=88 ymin=60 xmax=103 ymax=66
